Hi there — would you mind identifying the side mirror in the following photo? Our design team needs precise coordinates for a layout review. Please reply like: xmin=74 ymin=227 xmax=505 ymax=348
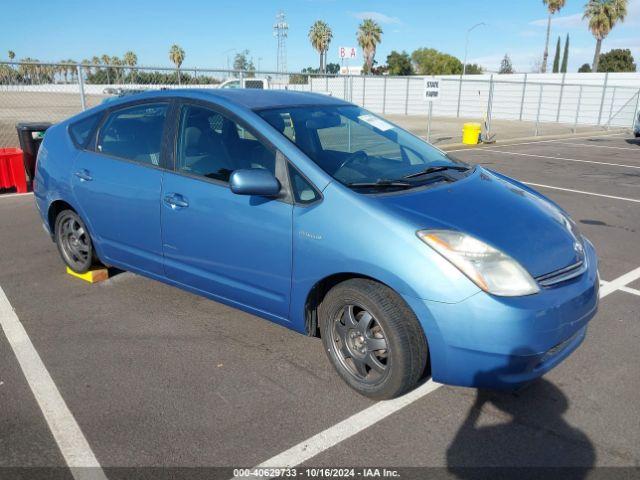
xmin=229 ymin=169 xmax=281 ymax=197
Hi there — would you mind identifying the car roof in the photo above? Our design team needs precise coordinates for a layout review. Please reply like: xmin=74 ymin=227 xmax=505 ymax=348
xmin=102 ymin=88 xmax=351 ymax=111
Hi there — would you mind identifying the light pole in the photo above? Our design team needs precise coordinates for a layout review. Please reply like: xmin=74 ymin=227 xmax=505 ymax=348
xmin=457 ymin=22 xmax=486 ymax=117
xmin=222 ymin=48 xmax=237 ymax=77
xmin=462 ymin=22 xmax=486 ymax=75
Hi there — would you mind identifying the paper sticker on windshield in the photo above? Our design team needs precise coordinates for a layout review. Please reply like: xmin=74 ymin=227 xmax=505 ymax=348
xmin=358 ymin=114 xmax=393 ymax=132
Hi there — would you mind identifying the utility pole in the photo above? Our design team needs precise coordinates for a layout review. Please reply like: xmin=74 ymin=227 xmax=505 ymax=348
xmin=273 ymin=11 xmax=289 ymax=80
xmin=457 ymin=22 xmax=486 ymax=117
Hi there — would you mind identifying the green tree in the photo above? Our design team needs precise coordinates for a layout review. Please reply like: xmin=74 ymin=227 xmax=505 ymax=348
xmin=411 ymin=48 xmax=462 ymax=75
xmin=326 ymin=63 xmax=340 ymax=74
xmin=465 ymin=63 xmax=484 ymax=74
xmin=552 ymin=36 xmax=561 ymax=73
xmin=123 ymin=51 xmax=138 ymax=83
xmin=110 ymin=56 xmax=122 ymax=83
xmin=561 ymin=34 xmax=570 ymax=73
xmin=499 ymin=54 xmax=514 ymax=74
xmin=541 ymin=0 xmax=566 ymax=73
xmin=386 ymin=50 xmax=414 ymax=75
xmin=8 ymin=50 xmax=15 ymax=61
xmin=169 ymin=44 xmax=185 ymax=84
xmin=578 ymin=63 xmax=592 ymax=72
xmin=101 ymin=54 xmax=112 ymax=83
xmin=583 ymin=0 xmax=628 ymax=72
xmin=598 ymin=48 xmax=636 ymax=72
xmin=357 ymin=18 xmax=383 ymax=74
xmin=308 ymin=20 xmax=333 ymax=73
xmin=91 ymin=56 xmax=101 ymax=76
xmin=233 ymin=49 xmax=256 ymax=74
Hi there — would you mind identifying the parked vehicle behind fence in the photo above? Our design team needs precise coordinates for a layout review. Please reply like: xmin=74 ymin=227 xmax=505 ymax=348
xmin=34 ymin=89 xmax=599 ymax=399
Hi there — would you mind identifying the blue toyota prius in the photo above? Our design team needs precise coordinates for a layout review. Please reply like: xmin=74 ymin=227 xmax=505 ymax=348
xmin=34 ymin=89 xmax=599 ymax=399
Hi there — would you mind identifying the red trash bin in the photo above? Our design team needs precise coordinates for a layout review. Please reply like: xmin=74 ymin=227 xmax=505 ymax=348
xmin=0 ymin=148 xmax=28 ymax=194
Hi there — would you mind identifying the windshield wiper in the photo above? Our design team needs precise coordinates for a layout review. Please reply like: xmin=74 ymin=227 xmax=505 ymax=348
xmin=403 ymin=165 xmax=470 ymax=179
xmin=347 ymin=179 xmax=414 ymax=190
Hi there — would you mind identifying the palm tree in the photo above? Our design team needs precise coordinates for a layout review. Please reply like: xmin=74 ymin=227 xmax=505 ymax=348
xmin=541 ymin=0 xmax=566 ymax=73
xmin=308 ymin=21 xmax=333 ymax=73
xmin=356 ymin=19 xmax=383 ymax=75
xmin=111 ymin=56 xmax=122 ymax=84
xmin=123 ymin=51 xmax=138 ymax=83
xmin=101 ymin=54 xmax=112 ymax=83
xmin=8 ymin=50 xmax=15 ymax=61
xmin=66 ymin=59 xmax=77 ymax=83
xmin=169 ymin=44 xmax=185 ymax=85
xmin=583 ymin=0 xmax=628 ymax=72
xmin=91 ymin=56 xmax=101 ymax=76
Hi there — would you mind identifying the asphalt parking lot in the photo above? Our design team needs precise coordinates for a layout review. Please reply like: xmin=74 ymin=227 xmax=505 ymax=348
xmin=1 ymin=132 xmax=639 ymax=479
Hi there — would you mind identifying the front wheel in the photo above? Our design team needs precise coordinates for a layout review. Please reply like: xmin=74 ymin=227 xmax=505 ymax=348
xmin=319 ymin=279 xmax=428 ymax=400
xmin=54 ymin=209 xmax=94 ymax=273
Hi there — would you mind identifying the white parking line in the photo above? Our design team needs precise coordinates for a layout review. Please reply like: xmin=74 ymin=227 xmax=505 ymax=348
xmin=478 ymin=149 xmax=640 ymax=170
xmin=554 ymin=142 xmax=640 ymax=152
xmin=599 ymin=267 xmax=640 ymax=298
xmin=0 ymin=287 xmax=107 ymax=480
xmin=446 ymin=132 xmax=626 ymax=152
xmin=523 ymin=182 xmax=640 ymax=204
xmin=601 ymin=281 xmax=640 ymax=297
xmin=236 ymin=266 xmax=639 ymax=477
xmin=619 ymin=286 xmax=640 ymax=297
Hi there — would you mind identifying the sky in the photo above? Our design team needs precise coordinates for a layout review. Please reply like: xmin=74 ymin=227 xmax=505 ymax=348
xmin=1 ymin=0 xmax=639 ymax=73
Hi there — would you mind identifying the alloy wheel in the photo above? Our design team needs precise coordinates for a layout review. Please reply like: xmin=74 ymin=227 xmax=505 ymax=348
xmin=58 ymin=215 xmax=91 ymax=271
xmin=330 ymin=304 xmax=389 ymax=384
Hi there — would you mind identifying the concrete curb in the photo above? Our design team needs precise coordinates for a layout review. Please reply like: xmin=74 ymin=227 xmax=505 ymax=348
xmin=431 ymin=128 xmax=630 ymax=152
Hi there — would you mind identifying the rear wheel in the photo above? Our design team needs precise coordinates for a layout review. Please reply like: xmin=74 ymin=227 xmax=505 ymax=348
xmin=319 ymin=279 xmax=428 ymax=400
xmin=54 ymin=210 xmax=94 ymax=273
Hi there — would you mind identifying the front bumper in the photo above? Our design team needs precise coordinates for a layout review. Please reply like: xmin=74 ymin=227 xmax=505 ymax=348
xmin=403 ymin=239 xmax=599 ymax=389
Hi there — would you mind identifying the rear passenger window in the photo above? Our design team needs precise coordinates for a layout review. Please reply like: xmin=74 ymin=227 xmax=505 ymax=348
xmin=97 ymin=103 xmax=168 ymax=166
xmin=69 ymin=113 xmax=101 ymax=148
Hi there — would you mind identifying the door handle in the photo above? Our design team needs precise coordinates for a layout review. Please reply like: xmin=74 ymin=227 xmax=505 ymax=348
xmin=74 ymin=169 xmax=93 ymax=182
xmin=163 ymin=193 xmax=189 ymax=209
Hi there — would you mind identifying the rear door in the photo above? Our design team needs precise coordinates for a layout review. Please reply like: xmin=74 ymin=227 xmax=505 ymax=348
xmin=160 ymin=101 xmax=293 ymax=319
xmin=71 ymin=101 xmax=170 ymax=276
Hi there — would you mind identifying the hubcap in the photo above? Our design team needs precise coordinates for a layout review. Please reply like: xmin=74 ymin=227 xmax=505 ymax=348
xmin=331 ymin=304 xmax=389 ymax=383
xmin=59 ymin=217 xmax=90 ymax=269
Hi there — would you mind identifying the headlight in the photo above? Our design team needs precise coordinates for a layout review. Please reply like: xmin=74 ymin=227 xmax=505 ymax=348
xmin=417 ymin=230 xmax=540 ymax=297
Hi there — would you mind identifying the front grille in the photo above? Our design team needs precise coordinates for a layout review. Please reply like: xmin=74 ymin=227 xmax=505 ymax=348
xmin=535 ymin=260 xmax=587 ymax=287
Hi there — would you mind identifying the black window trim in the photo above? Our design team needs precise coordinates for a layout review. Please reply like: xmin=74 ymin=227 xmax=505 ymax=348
xmin=90 ymin=98 xmax=175 ymax=171
xmin=168 ymin=98 xmax=295 ymax=203
xmin=286 ymin=161 xmax=323 ymax=207
xmin=68 ymin=111 xmax=107 ymax=151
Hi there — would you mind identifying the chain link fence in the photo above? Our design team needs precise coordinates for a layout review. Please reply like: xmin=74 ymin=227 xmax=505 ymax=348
xmin=1 ymin=61 xmax=639 ymax=147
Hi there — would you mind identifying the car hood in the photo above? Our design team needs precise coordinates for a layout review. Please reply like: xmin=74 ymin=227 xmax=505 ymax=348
xmin=374 ymin=167 xmax=584 ymax=278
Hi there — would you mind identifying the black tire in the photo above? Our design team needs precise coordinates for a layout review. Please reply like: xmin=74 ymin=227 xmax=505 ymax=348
xmin=319 ymin=278 xmax=428 ymax=400
xmin=54 ymin=209 xmax=94 ymax=273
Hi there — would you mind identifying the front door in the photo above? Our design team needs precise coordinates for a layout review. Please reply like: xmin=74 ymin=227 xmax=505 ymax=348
xmin=160 ymin=103 xmax=293 ymax=319
xmin=71 ymin=102 xmax=169 ymax=275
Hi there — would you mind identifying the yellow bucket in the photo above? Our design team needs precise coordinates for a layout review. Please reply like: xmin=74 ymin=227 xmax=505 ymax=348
xmin=462 ymin=122 xmax=482 ymax=145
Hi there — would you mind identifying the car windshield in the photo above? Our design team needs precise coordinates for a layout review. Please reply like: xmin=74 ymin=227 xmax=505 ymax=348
xmin=257 ymin=105 xmax=469 ymax=191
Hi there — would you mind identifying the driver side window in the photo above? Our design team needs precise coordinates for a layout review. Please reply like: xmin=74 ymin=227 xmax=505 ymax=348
xmin=176 ymin=104 xmax=276 ymax=182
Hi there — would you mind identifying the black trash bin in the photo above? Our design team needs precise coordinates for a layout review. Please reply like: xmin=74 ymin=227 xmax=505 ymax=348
xmin=16 ymin=122 xmax=52 ymax=182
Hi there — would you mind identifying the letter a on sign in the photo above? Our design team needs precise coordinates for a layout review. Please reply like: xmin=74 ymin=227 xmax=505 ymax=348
xmin=339 ymin=47 xmax=358 ymax=59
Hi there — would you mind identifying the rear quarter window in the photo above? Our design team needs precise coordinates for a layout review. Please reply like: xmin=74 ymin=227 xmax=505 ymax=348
xmin=69 ymin=113 xmax=102 ymax=148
